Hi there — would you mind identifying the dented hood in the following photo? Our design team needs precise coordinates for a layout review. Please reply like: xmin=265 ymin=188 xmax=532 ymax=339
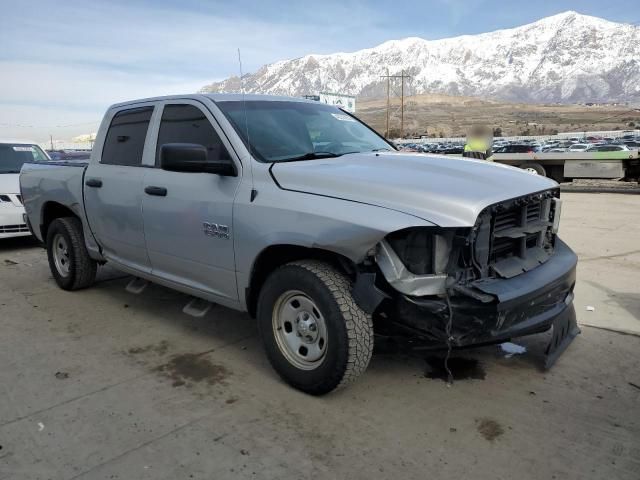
xmin=271 ymin=152 xmax=557 ymax=227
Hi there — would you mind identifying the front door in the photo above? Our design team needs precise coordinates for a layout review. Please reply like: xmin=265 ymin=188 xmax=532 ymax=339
xmin=84 ymin=105 xmax=155 ymax=272
xmin=141 ymin=101 xmax=241 ymax=301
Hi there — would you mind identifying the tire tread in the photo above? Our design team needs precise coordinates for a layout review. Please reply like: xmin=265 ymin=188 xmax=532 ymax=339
xmin=48 ymin=217 xmax=97 ymax=290
xmin=287 ymin=260 xmax=374 ymax=390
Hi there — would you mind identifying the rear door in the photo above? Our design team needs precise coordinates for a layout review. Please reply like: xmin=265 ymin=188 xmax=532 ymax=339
xmin=84 ymin=104 xmax=155 ymax=272
xmin=141 ymin=100 xmax=242 ymax=301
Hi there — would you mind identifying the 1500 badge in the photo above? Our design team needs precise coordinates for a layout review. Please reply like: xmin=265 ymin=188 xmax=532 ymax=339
xmin=203 ymin=222 xmax=230 ymax=239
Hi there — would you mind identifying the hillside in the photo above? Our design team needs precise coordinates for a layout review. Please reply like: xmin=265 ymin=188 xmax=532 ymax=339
xmin=355 ymin=94 xmax=640 ymax=138
xmin=201 ymin=11 xmax=640 ymax=104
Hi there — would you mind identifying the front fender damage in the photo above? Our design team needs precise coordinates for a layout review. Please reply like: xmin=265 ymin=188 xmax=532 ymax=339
xmin=362 ymin=227 xmax=579 ymax=369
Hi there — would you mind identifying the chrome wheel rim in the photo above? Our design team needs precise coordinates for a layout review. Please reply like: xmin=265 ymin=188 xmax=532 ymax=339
xmin=272 ymin=290 xmax=328 ymax=370
xmin=52 ymin=233 xmax=71 ymax=277
xmin=524 ymin=167 xmax=539 ymax=175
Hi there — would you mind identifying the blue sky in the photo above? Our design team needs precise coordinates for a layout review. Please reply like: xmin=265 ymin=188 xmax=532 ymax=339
xmin=0 ymin=0 xmax=637 ymax=142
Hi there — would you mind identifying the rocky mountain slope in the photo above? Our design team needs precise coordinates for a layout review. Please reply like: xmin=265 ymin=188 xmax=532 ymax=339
xmin=201 ymin=11 xmax=640 ymax=104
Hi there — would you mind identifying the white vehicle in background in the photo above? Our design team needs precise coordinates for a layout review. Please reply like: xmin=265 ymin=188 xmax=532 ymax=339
xmin=586 ymin=144 xmax=629 ymax=152
xmin=0 ymin=140 xmax=49 ymax=238
xmin=568 ymin=143 xmax=590 ymax=152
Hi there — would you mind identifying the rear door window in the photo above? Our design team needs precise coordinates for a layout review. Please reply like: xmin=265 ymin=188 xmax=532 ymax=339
xmin=155 ymin=104 xmax=230 ymax=165
xmin=101 ymin=107 xmax=153 ymax=166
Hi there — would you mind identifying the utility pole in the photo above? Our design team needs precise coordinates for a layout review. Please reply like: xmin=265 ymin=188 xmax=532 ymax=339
xmin=385 ymin=68 xmax=390 ymax=138
xmin=400 ymin=69 xmax=405 ymax=139
xmin=50 ymin=134 xmax=53 ymax=150
xmin=379 ymin=69 xmax=412 ymax=139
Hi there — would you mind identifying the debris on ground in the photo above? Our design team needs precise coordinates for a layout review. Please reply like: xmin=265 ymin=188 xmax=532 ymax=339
xmin=586 ymin=306 xmax=595 ymax=312
xmin=55 ymin=371 xmax=69 ymax=380
xmin=499 ymin=342 xmax=527 ymax=358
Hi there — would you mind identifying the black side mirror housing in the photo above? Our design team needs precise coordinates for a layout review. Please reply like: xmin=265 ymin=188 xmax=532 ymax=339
xmin=159 ymin=143 xmax=237 ymax=176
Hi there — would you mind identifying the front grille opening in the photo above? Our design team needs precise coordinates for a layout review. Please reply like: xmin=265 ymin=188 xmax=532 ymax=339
xmin=525 ymin=233 xmax=539 ymax=249
xmin=491 ymin=237 xmax=516 ymax=263
xmin=494 ymin=210 xmax=518 ymax=232
xmin=476 ymin=191 xmax=557 ymax=279
xmin=527 ymin=203 xmax=541 ymax=222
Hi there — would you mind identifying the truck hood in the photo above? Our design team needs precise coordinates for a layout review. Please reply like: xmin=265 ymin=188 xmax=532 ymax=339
xmin=0 ymin=173 xmax=20 ymax=194
xmin=270 ymin=152 xmax=557 ymax=227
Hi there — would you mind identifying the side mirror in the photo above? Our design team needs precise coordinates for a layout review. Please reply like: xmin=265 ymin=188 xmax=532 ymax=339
xmin=159 ymin=143 xmax=237 ymax=176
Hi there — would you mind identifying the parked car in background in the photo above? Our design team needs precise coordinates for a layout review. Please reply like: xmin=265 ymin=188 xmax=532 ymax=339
xmin=494 ymin=144 xmax=537 ymax=153
xmin=46 ymin=150 xmax=92 ymax=161
xmin=1 ymin=140 xmax=49 ymax=238
xmin=568 ymin=144 xmax=590 ymax=152
xmin=586 ymin=144 xmax=629 ymax=152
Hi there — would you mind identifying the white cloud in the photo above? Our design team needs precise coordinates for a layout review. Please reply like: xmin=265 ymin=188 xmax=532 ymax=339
xmin=0 ymin=0 xmax=394 ymax=141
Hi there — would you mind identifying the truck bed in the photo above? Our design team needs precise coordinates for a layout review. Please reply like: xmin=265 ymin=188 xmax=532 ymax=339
xmin=20 ymin=160 xmax=89 ymax=242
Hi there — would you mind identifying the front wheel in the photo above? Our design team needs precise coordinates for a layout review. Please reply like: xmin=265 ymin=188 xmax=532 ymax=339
xmin=46 ymin=217 xmax=97 ymax=290
xmin=257 ymin=260 xmax=374 ymax=395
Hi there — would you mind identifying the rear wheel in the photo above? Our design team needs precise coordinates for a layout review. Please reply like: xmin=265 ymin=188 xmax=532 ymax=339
xmin=257 ymin=260 xmax=374 ymax=395
xmin=46 ymin=217 xmax=97 ymax=290
xmin=520 ymin=162 xmax=546 ymax=176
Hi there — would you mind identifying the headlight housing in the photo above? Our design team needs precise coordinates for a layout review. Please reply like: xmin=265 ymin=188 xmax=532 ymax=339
xmin=376 ymin=227 xmax=460 ymax=296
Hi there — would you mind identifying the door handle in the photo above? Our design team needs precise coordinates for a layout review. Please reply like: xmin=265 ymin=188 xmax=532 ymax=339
xmin=144 ymin=186 xmax=167 ymax=197
xmin=85 ymin=178 xmax=102 ymax=188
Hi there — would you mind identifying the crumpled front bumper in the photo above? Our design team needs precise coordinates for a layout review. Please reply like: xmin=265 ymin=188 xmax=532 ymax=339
xmin=394 ymin=239 xmax=579 ymax=367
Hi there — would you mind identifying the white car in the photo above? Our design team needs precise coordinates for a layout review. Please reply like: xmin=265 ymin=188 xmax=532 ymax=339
xmin=0 ymin=140 xmax=49 ymax=239
xmin=568 ymin=143 xmax=590 ymax=151
xmin=586 ymin=144 xmax=629 ymax=152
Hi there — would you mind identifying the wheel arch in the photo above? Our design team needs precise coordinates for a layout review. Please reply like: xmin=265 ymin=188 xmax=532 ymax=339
xmin=40 ymin=201 xmax=78 ymax=240
xmin=246 ymin=244 xmax=357 ymax=318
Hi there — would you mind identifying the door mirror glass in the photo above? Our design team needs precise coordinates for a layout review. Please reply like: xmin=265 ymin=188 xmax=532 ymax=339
xmin=159 ymin=143 xmax=237 ymax=176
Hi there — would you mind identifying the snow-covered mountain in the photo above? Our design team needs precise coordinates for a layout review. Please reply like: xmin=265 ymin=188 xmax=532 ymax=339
xmin=201 ymin=11 xmax=640 ymax=104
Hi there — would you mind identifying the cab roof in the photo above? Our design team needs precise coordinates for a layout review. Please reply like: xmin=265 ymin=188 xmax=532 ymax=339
xmin=109 ymin=93 xmax=316 ymax=110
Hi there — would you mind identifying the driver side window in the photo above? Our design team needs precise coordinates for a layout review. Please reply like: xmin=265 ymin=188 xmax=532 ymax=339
xmin=156 ymin=104 xmax=230 ymax=165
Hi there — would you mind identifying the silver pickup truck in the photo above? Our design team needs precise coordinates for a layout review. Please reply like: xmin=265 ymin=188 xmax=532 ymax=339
xmin=20 ymin=94 xmax=579 ymax=394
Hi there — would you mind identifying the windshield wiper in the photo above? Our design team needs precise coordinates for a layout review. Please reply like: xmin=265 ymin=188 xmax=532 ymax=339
xmin=277 ymin=151 xmax=342 ymax=162
xmin=371 ymin=147 xmax=393 ymax=152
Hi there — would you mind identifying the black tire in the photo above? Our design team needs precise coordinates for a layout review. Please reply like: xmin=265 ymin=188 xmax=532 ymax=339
xmin=46 ymin=217 xmax=97 ymax=290
xmin=519 ymin=163 xmax=546 ymax=176
xmin=257 ymin=260 xmax=374 ymax=395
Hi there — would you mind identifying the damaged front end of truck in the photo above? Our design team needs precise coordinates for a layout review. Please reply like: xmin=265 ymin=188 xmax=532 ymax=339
xmin=356 ymin=188 xmax=579 ymax=368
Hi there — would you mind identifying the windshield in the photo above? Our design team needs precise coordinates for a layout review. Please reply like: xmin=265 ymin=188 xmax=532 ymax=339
xmin=216 ymin=100 xmax=393 ymax=162
xmin=0 ymin=143 xmax=49 ymax=173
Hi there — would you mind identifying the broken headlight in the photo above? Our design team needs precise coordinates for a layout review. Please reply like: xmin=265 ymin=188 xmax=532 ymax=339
xmin=376 ymin=227 xmax=458 ymax=296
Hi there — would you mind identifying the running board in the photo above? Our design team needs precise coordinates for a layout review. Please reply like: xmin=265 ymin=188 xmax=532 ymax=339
xmin=126 ymin=277 xmax=149 ymax=295
xmin=182 ymin=297 xmax=214 ymax=318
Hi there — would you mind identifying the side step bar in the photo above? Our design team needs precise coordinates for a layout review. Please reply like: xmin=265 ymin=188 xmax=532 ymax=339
xmin=182 ymin=297 xmax=214 ymax=318
xmin=125 ymin=277 xmax=214 ymax=319
xmin=126 ymin=277 xmax=149 ymax=294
